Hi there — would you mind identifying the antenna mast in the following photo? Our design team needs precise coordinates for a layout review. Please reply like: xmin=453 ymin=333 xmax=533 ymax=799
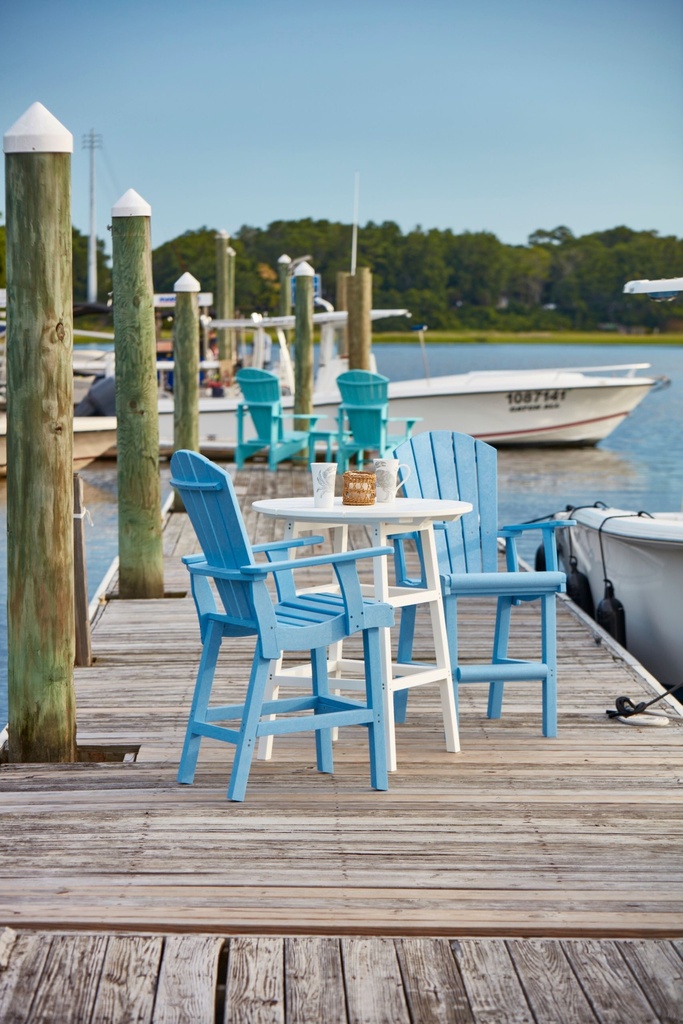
xmin=350 ymin=171 xmax=360 ymax=275
xmin=82 ymin=129 xmax=102 ymax=303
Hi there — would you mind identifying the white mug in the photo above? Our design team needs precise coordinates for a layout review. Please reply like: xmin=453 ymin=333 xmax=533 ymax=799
xmin=310 ymin=462 xmax=337 ymax=508
xmin=373 ymin=459 xmax=411 ymax=502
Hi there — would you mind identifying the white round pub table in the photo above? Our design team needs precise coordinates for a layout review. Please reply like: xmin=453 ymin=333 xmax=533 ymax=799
xmin=253 ymin=495 xmax=473 ymax=772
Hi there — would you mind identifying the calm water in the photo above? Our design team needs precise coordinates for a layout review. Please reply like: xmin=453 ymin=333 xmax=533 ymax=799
xmin=1 ymin=342 xmax=681 ymax=724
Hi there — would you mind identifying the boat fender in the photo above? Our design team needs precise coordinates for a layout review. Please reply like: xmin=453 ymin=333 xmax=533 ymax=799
xmin=566 ymin=556 xmax=595 ymax=618
xmin=596 ymin=580 xmax=626 ymax=647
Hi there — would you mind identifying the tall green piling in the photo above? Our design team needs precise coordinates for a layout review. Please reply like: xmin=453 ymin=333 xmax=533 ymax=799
xmin=111 ymin=189 xmax=164 ymax=599
xmin=215 ymin=231 xmax=235 ymax=380
xmin=226 ymin=244 xmax=236 ymax=373
xmin=278 ymin=254 xmax=292 ymax=317
xmin=347 ymin=267 xmax=372 ymax=370
xmin=336 ymin=270 xmax=350 ymax=358
xmin=4 ymin=102 xmax=76 ymax=762
xmin=172 ymin=272 xmax=200 ymax=510
xmin=293 ymin=261 xmax=314 ymax=434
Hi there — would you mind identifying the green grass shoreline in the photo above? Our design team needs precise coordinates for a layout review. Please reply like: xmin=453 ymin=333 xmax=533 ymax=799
xmin=371 ymin=331 xmax=683 ymax=345
xmin=72 ymin=328 xmax=683 ymax=348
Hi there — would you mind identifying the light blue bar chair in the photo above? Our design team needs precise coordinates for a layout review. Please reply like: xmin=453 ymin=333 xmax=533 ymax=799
xmin=391 ymin=431 xmax=574 ymax=737
xmin=170 ymin=449 xmax=394 ymax=801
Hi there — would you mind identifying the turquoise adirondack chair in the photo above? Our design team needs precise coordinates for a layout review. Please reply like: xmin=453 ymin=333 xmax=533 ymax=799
xmin=235 ymin=368 xmax=332 ymax=470
xmin=392 ymin=431 xmax=574 ymax=737
xmin=334 ymin=370 xmax=421 ymax=471
xmin=170 ymin=449 xmax=394 ymax=801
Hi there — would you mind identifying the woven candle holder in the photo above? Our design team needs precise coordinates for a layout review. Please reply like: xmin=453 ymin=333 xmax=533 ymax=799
xmin=342 ymin=470 xmax=376 ymax=505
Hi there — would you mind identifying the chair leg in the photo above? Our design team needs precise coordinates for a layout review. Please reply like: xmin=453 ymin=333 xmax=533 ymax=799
xmin=443 ymin=595 xmax=461 ymax=721
xmin=394 ymin=605 xmax=417 ymax=723
xmin=257 ymin=659 xmax=280 ymax=761
xmin=488 ymin=597 xmax=513 ymax=719
xmin=311 ymin=646 xmax=334 ymax=774
xmin=178 ymin=619 xmax=223 ymax=785
xmin=363 ymin=626 xmax=388 ymax=791
xmin=228 ymin=648 xmax=273 ymax=802
xmin=541 ymin=593 xmax=558 ymax=738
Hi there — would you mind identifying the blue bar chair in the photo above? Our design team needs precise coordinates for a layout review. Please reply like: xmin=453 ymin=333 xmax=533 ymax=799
xmin=391 ymin=431 xmax=574 ymax=737
xmin=170 ymin=449 xmax=394 ymax=801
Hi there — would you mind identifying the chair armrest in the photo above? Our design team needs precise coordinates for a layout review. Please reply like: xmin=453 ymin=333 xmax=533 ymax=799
xmin=498 ymin=519 xmax=576 ymax=573
xmin=239 ymin=546 xmax=393 ymax=578
xmin=498 ymin=520 xmax=576 ymax=535
xmin=277 ymin=412 xmax=323 ymax=428
xmin=387 ymin=416 xmax=422 ymax=427
xmin=252 ymin=535 xmax=325 ymax=555
xmin=182 ymin=553 xmax=206 ymax=565
xmin=184 ymin=539 xmax=326 ymax=564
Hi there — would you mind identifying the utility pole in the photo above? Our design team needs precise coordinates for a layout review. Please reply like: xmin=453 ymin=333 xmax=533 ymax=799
xmin=82 ymin=128 xmax=101 ymax=304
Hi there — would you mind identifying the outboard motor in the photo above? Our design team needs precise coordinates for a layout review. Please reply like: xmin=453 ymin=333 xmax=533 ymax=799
xmin=566 ymin=556 xmax=595 ymax=618
xmin=596 ymin=580 xmax=626 ymax=647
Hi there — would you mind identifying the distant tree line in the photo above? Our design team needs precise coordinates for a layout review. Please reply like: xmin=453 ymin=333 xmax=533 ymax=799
xmin=1 ymin=220 xmax=682 ymax=331
xmin=151 ymin=221 xmax=683 ymax=332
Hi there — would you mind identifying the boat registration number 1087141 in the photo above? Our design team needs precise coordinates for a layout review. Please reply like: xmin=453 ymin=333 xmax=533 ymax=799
xmin=506 ymin=389 xmax=567 ymax=411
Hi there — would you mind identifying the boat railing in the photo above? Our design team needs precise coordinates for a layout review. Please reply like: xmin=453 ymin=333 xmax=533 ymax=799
xmin=551 ymin=363 xmax=651 ymax=376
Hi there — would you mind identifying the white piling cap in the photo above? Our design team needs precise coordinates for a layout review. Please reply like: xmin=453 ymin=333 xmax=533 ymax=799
xmin=278 ymin=253 xmax=292 ymax=265
xmin=174 ymin=272 xmax=201 ymax=292
xmin=112 ymin=188 xmax=152 ymax=218
xmin=227 ymin=246 xmax=236 ymax=256
xmin=215 ymin=229 xmax=230 ymax=239
xmin=294 ymin=260 xmax=315 ymax=277
xmin=4 ymin=102 xmax=73 ymax=154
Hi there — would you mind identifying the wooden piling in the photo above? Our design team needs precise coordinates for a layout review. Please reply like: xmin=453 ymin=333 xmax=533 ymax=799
xmin=347 ymin=267 xmax=372 ymax=370
xmin=214 ymin=231 xmax=229 ymax=361
xmin=293 ymin=261 xmax=314 ymax=434
xmin=226 ymin=245 xmax=236 ymax=372
xmin=215 ymin=232 xmax=235 ymax=380
xmin=172 ymin=273 xmax=200 ymax=511
xmin=4 ymin=102 xmax=77 ymax=762
xmin=278 ymin=254 xmax=292 ymax=317
xmin=336 ymin=270 xmax=350 ymax=357
xmin=111 ymin=189 xmax=164 ymax=600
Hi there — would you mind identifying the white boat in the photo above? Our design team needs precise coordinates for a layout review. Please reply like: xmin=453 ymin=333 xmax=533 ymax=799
xmin=157 ymin=310 xmax=663 ymax=451
xmin=66 ymin=314 xmax=664 ymax=453
xmin=556 ymin=505 xmax=683 ymax=690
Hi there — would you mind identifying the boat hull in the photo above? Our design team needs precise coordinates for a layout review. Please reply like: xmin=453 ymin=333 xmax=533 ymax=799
xmin=157 ymin=369 xmax=656 ymax=451
xmin=558 ymin=507 xmax=683 ymax=689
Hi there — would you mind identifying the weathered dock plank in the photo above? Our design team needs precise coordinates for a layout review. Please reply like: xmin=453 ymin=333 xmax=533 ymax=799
xmin=1 ymin=931 xmax=681 ymax=1024
xmin=0 ymin=464 xmax=682 ymax=944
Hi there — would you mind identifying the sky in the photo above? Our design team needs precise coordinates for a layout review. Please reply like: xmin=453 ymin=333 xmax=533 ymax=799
xmin=2 ymin=0 xmax=682 ymax=259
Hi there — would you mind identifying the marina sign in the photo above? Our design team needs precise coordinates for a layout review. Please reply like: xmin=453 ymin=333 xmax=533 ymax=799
xmin=154 ymin=292 xmax=213 ymax=309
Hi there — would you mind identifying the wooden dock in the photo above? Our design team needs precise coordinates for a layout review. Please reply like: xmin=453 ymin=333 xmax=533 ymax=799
xmin=1 ymin=463 xmax=682 ymax=1020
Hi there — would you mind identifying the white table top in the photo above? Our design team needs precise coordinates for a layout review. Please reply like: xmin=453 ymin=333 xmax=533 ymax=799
xmin=252 ymin=496 xmax=472 ymax=525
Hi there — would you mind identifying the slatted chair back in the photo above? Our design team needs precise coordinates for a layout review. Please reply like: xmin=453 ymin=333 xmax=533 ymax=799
xmin=337 ymin=370 xmax=390 ymax=406
xmin=170 ymin=449 xmax=258 ymax=629
xmin=236 ymin=367 xmax=286 ymax=442
xmin=336 ymin=370 xmax=400 ymax=470
xmin=395 ymin=431 xmax=499 ymax=574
